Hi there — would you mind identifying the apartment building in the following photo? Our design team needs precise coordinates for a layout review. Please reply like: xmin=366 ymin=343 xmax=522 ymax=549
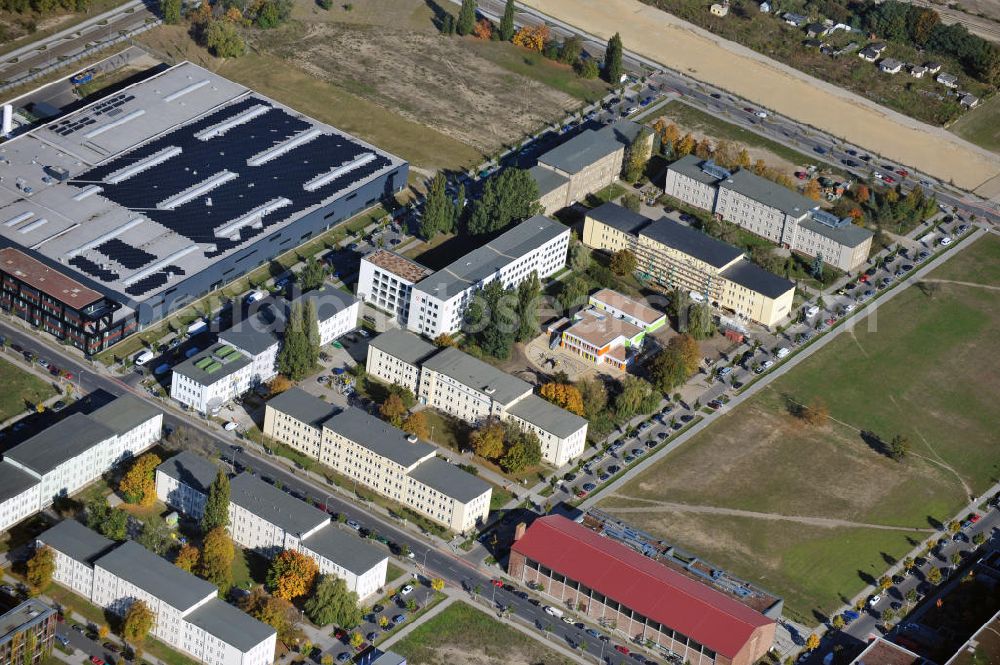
xmin=357 ymin=250 xmax=433 ymax=324
xmin=405 ymin=216 xmax=570 ymax=338
xmin=530 ymin=120 xmax=651 ymax=214
xmin=262 ymin=390 xmax=491 ymax=533
xmin=582 ymin=203 xmax=795 ymax=327
xmin=176 ymin=287 xmax=359 ymax=414
xmin=0 ymin=395 xmax=162 ymax=532
xmin=155 ymin=451 xmax=222 ymax=520
xmin=365 ymin=333 xmax=588 ymax=467
xmin=170 ymin=343 xmax=254 ymax=415
xmin=663 ymin=156 xmax=872 ymax=272
xmin=0 ymin=599 xmax=57 ymax=665
xmin=363 ymin=329 xmax=438 ymax=395
xmin=38 ymin=521 xmax=276 ymax=665
xmin=510 ymin=516 xmax=776 ymax=665
xmin=155 ymin=457 xmax=388 ymax=599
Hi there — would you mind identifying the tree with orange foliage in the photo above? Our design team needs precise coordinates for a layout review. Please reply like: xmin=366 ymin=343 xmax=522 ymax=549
xmin=804 ymin=179 xmax=822 ymax=201
xmin=224 ymin=6 xmax=242 ymax=22
xmin=269 ymin=375 xmax=293 ymax=395
xmin=473 ymin=18 xmax=492 ymax=39
xmin=402 ymin=411 xmax=430 ymax=440
xmin=513 ymin=24 xmax=549 ymax=52
xmin=174 ymin=544 xmax=200 ymax=573
xmin=539 ymin=382 xmax=585 ymax=416
xmin=267 ymin=550 xmax=319 ymax=600
xmin=848 ymin=207 xmax=864 ymax=221
xmin=190 ymin=0 xmax=212 ymax=25
xmin=855 ymin=184 xmax=870 ymax=203
xmin=119 ymin=453 xmax=161 ymax=506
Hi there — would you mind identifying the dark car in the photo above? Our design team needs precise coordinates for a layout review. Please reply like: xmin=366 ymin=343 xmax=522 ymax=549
xmin=813 ymin=145 xmax=828 ymax=154
xmin=680 ymin=414 xmax=694 ymax=423
xmin=103 ymin=643 xmax=120 ymax=653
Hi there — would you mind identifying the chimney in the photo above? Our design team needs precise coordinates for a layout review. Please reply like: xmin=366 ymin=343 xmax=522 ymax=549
xmin=514 ymin=522 xmax=527 ymax=542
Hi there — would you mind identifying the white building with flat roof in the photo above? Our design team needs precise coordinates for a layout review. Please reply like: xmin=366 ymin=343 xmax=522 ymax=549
xmin=406 ymin=216 xmax=570 ymax=338
xmin=357 ymin=250 xmax=433 ymax=324
xmin=38 ymin=520 xmax=276 ymax=665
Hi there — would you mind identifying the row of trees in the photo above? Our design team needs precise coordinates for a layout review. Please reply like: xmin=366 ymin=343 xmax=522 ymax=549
xmin=278 ymin=300 xmax=321 ymax=380
xmin=1 ymin=0 xmax=87 ymax=16
xmin=448 ymin=0 xmax=624 ymax=83
xmin=469 ymin=418 xmax=542 ymax=472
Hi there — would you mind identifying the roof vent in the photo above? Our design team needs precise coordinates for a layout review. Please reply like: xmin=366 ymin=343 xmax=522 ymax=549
xmin=406 ymin=434 xmax=418 ymax=443
xmin=484 ymin=386 xmax=496 ymax=395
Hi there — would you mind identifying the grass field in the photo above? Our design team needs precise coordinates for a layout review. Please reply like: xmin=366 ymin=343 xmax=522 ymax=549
xmin=949 ymin=94 xmax=1000 ymax=154
xmin=391 ymin=601 xmax=575 ymax=665
xmin=599 ymin=233 xmax=1000 ymax=622
xmin=0 ymin=356 xmax=56 ymax=422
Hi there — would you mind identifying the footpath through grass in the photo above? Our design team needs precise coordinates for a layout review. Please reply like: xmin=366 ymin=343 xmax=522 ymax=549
xmin=392 ymin=601 xmax=576 ymax=665
xmin=599 ymin=233 xmax=1000 ymax=622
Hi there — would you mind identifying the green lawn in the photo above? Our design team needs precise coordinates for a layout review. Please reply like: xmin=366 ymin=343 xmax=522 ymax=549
xmin=949 ymin=93 xmax=1000 ymax=155
xmin=386 ymin=563 xmax=406 ymax=586
xmin=0 ymin=355 xmax=56 ymax=422
xmin=599 ymin=233 xmax=1000 ymax=621
xmin=489 ymin=484 xmax=514 ymax=511
xmin=392 ymin=601 xmax=576 ymax=665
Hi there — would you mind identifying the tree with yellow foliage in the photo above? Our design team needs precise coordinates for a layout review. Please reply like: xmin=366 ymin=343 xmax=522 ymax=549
xmin=433 ymin=333 xmax=457 ymax=348
xmin=539 ymin=382 xmax=585 ymax=416
xmin=694 ymin=138 xmax=713 ymax=160
xmin=470 ymin=419 xmax=505 ymax=460
xmin=402 ymin=411 xmax=430 ymax=440
xmin=737 ymin=148 xmax=751 ymax=168
xmin=269 ymin=375 xmax=293 ymax=395
xmin=806 ymin=634 xmax=820 ymax=651
xmin=119 ymin=453 xmax=162 ymax=506
xmin=267 ymin=550 xmax=319 ymax=600
xmin=431 ymin=578 xmax=445 ymax=592
xmin=804 ymin=179 xmax=822 ymax=201
xmin=513 ymin=24 xmax=549 ymax=52
xmin=224 ymin=6 xmax=242 ymax=22
xmin=174 ymin=544 xmax=200 ymax=572
xmin=674 ymin=133 xmax=696 ymax=157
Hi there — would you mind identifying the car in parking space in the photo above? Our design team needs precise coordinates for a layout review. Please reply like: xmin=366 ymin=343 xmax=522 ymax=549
xmin=90 ymin=658 xmax=104 ymax=665
xmin=336 ymin=653 xmax=350 ymax=663
xmin=842 ymin=159 xmax=858 ymax=167
xmin=631 ymin=448 xmax=644 ymax=457
xmin=956 ymin=224 xmax=968 ymax=234
xmin=561 ymin=615 xmax=574 ymax=625
xmin=868 ymin=593 xmax=882 ymax=606
xmin=896 ymin=169 xmax=909 ymax=177
xmin=813 ymin=145 xmax=827 ymax=154
xmin=598 ymin=472 xmax=611 ymax=481
xmin=102 ymin=643 xmax=120 ymax=654
xmin=843 ymin=609 xmax=860 ymax=623
xmin=586 ymin=628 xmax=602 ymax=639
xmin=582 ymin=482 xmax=597 ymax=493
xmin=939 ymin=236 xmax=953 ymax=246
xmin=623 ymin=454 xmax=635 ymax=463
xmin=761 ymin=359 xmax=774 ymax=370
xmin=400 ymin=584 xmax=413 ymax=595
xmin=859 ymin=153 xmax=871 ymax=162
xmin=607 ymin=464 xmax=620 ymax=474
xmin=346 ymin=519 xmax=361 ymax=530
xmin=680 ymin=414 xmax=694 ymax=423
xmin=615 ymin=645 xmax=631 ymax=655
xmin=392 ymin=614 xmax=407 ymax=625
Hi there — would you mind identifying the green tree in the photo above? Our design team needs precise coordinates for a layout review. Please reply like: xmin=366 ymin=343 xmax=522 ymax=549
xmin=576 ymin=58 xmax=600 ymax=79
xmin=136 ymin=517 xmax=173 ymax=556
xmin=160 ymin=0 xmax=181 ymax=23
xmin=26 ymin=545 xmax=55 ymax=594
xmin=688 ymin=303 xmax=715 ymax=340
xmin=927 ymin=567 xmax=942 ymax=585
xmin=558 ymin=275 xmax=591 ymax=312
xmin=568 ymin=237 xmax=591 ymax=273
xmin=515 ymin=271 xmax=541 ymax=342
xmin=559 ymin=35 xmax=583 ymax=64
xmin=298 ymin=257 xmax=326 ymax=292
xmin=201 ymin=470 xmax=231 ymax=534
xmin=609 ymin=249 xmax=637 ymax=276
xmin=205 ymin=19 xmax=245 ymax=58
xmin=623 ymin=130 xmax=651 ymax=183
xmin=421 ymin=173 xmax=451 ymax=239
xmin=889 ymin=434 xmax=910 ymax=461
xmin=465 ymin=280 xmax=517 ymax=360
xmin=456 ymin=0 xmax=477 ymax=35
xmin=614 ymin=376 xmax=656 ymax=421
xmin=499 ymin=0 xmax=515 ymax=41
xmin=277 ymin=302 xmax=316 ymax=380
xmin=303 ymin=299 xmax=321 ymax=362
xmin=467 ymin=168 xmax=541 ymax=235
xmin=200 ymin=527 xmax=234 ymax=591
xmin=89 ymin=505 xmax=128 ymax=541
xmin=603 ymin=32 xmax=623 ymax=83
xmin=304 ymin=575 xmax=362 ymax=627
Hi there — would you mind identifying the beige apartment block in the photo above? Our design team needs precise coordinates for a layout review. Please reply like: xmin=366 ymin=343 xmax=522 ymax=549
xmin=583 ymin=203 xmax=795 ymax=327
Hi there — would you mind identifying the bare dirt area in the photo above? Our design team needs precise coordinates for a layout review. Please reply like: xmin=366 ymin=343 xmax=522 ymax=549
xmin=266 ymin=23 xmax=584 ymax=155
xmin=520 ymin=0 xmax=1000 ymax=193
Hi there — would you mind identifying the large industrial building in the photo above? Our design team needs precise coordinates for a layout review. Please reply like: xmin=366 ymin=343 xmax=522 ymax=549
xmin=0 ymin=62 xmax=406 ymax=354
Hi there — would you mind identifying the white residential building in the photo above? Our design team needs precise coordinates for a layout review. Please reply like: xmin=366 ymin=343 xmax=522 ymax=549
xmin=38 ymin=520 xmax=276 ymax=665
xmin=406 ymin=216 xmax=570 ymax=338
xmin=155 ymin=457 xmax=388 ymax=600
xmin=663 ymin=156 xmax=873 ymax=272
xmin=365 ymin=333 xmax=588 ymax=468
xmin=262 ymin=389 xmax=493 ymax=533
xmin=0 ymin=395 xmax=162 ymax=533
xmin=177 ymin=287 xmax=359 ymax=414
xmin=357 ymin=250 xmax=433 ymax=324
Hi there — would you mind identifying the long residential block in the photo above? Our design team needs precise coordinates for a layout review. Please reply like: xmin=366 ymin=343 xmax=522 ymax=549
xmin=155 ymin=455 xmax=388 ymax=600
xmin=509 ymin=516 xmax=776 ymax=665
xmin=664 ymin=156 xmax=873 ymax=272
xmin=366 ymin=331 xmax=588 ymax=467
xmin=0 ymin=395 xmax=162 ymax=533
xmin=582 ymin=203 xmax=795 ymax=328
xmin=37 ymin=520 xmax=276 ymax=665
xmin=262 ymin=388 xmax=491 ymax=533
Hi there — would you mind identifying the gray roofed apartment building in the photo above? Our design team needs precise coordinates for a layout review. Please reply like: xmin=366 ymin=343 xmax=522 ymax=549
xmin=505 ymin=394 xmax=589 ymax=440
xmin=420 ymin=346 xmax=532 ymax=411
xmin=230 ymin=473 xmax=330 ymax=542
xmin=94 ymin=540 xmax=218 ymax=611
xmin=323 ymin=409 xmax=436 ymax=469
xmin=300 ymin=526 xmax=390 ymax=577
xmin=407 ymin=457 xmax=491 ymax=504
xmin=183 ymin=598 xmax=277 ymax=652
xmin=3 ymin=414 xmax=116 ymax=476
xmin=36 ymin=519 xmax=116 ymax=566
xmin=663 ymin=158 xmax=872 ymax=272
xmin=89 ymin=394 xmax=163 ymax=435
xmin=155 ymin=450 xmax=221 ymax=519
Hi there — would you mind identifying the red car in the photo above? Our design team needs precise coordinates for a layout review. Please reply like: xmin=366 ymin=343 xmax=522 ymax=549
xmin=858 ymin=274 xmax=869 ymax=283
xmin=490 ymin=579 xmax=503 ymax=587
xmin=884 ymin=175 xmax=896 ymax=184
xmin=969 ymin=514 xmax=981 ymax=523
xmin=896 ymin=169 xmax=908 ymax=177
xmin=615 ymin=645 xmax=630 ymax=655
xmin=334 ymin=628 xmax=347 ymax=640
xmin=795 ymin=171 xmax=808 ymax=180
xmin=91 ymin=657 xmax=105 ymax=665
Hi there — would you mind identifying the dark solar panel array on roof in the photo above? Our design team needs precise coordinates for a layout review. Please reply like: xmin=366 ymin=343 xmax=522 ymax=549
xmin=69 ymin=256 xmax=119 ymax=281
xmin=68 ymin=96 xmax=392 ymax=280
xmin=125 ymin=271 xmax=169 ymax=296
xmin=96 ymin=238 xmax=155 ymax=270
xmin=48 ymin=94 xmax=136 ymax=136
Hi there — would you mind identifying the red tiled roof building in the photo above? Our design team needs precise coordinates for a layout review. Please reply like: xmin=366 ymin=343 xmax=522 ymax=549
xmin=509 ymin=516 xmax=776 ymax=665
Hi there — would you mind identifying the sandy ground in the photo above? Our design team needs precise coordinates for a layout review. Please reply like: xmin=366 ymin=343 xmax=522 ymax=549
xmin=520 ymin=0 xmax=1000 ymax=197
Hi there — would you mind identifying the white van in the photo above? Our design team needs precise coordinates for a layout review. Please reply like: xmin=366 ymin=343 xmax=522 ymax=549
xmin=543 ymin=606 xmax=564 ymax=618
xmin=133 ymin=350 xmax=154 ymax=366
xmin=187 ymin=318 xmax=207 ymax=335
xmin=776 ymin=347 xmax=790 ymax=359
xmin=804 ymin=304 xmax=819 ymax=318
xmin=245 ymin=290 xmax=266 ymax=304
